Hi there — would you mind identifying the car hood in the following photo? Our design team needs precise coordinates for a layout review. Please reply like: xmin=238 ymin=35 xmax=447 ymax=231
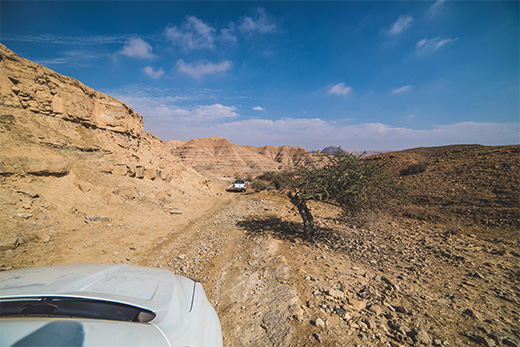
xmin=0 ymin=264 xmax=192 ymax=316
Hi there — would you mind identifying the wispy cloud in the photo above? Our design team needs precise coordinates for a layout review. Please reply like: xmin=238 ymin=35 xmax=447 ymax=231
xmin=253 ymin=106 xmax=265 ymax=111
xmin=2 ymin=33 xmax=129 ymax=45
xmin=119 ymin=38 xmax=155 ymax=59
xmin=165 ymin=16 xmax=217 ymax=50
xmin=176 ymin=59 xmax=232 ymax=79
xmin=239 ymin=8 xmax=278 ymax=35
xmin=427 ymin=0 xmax=447 ymax=18
xmin=143 ymin=66 xmax=164 ymax=79
xmin=328 ymin=83 xmax=353 ymax=96
xmin=34 ymin=50 xmax=100 ymax=67
xmin=387 ymin=15 xmax=413 ymax=36
xmin=220 ymin=25 xmax=238 ymax=44
xmin=416 ymin=37 xmax=456 ymax=55
xmin=188 ymin=104 xmax=239 ymax=121
xmin=391 ymin=85 xmax=413 ymax=94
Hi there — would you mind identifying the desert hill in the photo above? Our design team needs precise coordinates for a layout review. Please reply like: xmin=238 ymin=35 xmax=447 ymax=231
xmin=0 ymin=43 xmax=214 ymax=247
xmin=371 ymin=144 xmax=520 ymax=232
xmin=165 ymin=136 xmax=311 ymax=177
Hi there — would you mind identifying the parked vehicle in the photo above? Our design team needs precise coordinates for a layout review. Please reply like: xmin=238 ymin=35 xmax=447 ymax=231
xmin=228 ymin=179 xmax=247 ymax=192
xmin=0 ymin=264 xmax=223 ymax=346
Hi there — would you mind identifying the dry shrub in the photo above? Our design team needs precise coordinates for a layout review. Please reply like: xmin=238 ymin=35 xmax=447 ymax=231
xmin=400 ymin=162 xmax=429 ymax=176
xmin=251 ymin=179 xmax=267 ymax=192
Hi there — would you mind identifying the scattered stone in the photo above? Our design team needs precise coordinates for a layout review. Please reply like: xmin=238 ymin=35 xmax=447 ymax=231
xmin=0 ymin=237 xmax=21 ymax=251
xmin=168 ymin=208 xmax=183 ymax=215
xmin=313 ymin=318 xmax=325 ymax=329
xmin=349 ymin=298 xmax=367 ymax=311
xmin=16 ymin=213 xmax=33 ymax=219
xmin=369 ymin=304 xmax=386 ymax=316
xmin=466 ymin=333 xmax=498 ymax=346
xmin=408 ymin=329 xmax=432 ymax=345
xmin=326 ymin=288 xmax=345 ymax=300
xmin=85 ymin=215 xmax=111 ymax=223
xmin=334 ymin=306 xmax=347 ymax=317
xmin=15 ymin=190 xmax=39 ymax=198
xmin=39 ymin=234 xmax=51 ymax=243
xmin=77 ymin=182 xmax=93 ymax=193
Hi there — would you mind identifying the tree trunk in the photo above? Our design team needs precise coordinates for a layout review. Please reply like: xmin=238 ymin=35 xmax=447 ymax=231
xmin=288 ymin=193 xmax=315 ymax=239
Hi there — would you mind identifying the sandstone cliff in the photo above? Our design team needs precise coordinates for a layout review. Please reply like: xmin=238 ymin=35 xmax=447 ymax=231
xmin=166 ymin=136 xmax=312 ymax=177
xmin=0 ymin=43 xmax=212 ymax=244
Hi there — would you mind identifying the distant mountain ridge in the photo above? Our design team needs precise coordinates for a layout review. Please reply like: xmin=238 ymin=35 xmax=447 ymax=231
xmin=319 ymin=146 xmax=390 ymax=158
xmin=165 ymin=137 xmax=311 ymax=176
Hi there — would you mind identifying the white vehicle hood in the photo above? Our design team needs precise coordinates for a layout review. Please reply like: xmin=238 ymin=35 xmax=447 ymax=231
xmin=0 ymin=264 xmax=193 ymax=317
xmin=0 ymin=264 xmax=223 ymax=346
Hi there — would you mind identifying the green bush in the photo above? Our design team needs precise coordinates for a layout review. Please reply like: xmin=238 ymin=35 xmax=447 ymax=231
xmin=251 ymin=179 xmax=267 ymax=192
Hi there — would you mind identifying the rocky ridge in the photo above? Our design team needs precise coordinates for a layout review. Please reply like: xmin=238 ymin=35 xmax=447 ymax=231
xmin=165 ymin=136 xmax=311 ymax=177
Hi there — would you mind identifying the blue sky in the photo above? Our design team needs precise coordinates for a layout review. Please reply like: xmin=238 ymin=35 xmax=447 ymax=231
xmin=2 ymin=1 xmax=519 ymax=151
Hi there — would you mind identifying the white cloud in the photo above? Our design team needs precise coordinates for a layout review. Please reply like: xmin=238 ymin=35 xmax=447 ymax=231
xmin=108 ymin=89 xmax=238 ymax=124
xmin=190 ymin=104 xmax=239 ymax=121
xmin=219 ymin=25 xmax=238 ymax=44
xmin=148 ymin=103 xmax=238 ymax=122
xmin=391 ymin=85 xmax=413 ymax=94
xmin=253 ymin=106 xmax=265 ymax=111
xmin=176 ymin=59 xmax=232 ymax=79
xmin=328 ymin=83 xmax=353 ymax=96
xmin=427 ymin=0 xmax=447 ymax=18
xmin=119 ymin=38 xmax=155 ymax=59
xmin=416 ymin=37 xmax=456 ymax=55
xmin=387 ymin=15 xmax=413 ymax=36
xmin=143 ymin=66 xmax=165 ymax=79
xmin=239 ymin=8 xmax=278 ymax=34
xmin=165 ymin=16 xmax=216 ymax=50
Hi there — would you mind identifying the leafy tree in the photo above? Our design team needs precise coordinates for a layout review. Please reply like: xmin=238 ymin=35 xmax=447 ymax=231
xmin=283 ymin=151 xmax=403 ymax=239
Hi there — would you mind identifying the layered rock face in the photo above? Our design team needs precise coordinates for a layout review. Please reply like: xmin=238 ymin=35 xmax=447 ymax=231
xmin=0 ymin=45 xmax=142 ymax=137
xmin=166 ymin=136 xmax=311 ymax=176
xmin=0 ymin=44 xmax=211 ymax=243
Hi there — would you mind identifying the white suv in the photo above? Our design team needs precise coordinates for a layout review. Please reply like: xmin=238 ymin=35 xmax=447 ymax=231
xmin=229 ymin=179 xmax=247 ymax=192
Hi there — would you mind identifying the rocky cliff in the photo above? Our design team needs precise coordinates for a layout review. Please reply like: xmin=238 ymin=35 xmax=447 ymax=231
xmin=166 ymin=136 xmax=312 ymax=177
xmin=0 ymin=43 xmax=213 ymax=245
